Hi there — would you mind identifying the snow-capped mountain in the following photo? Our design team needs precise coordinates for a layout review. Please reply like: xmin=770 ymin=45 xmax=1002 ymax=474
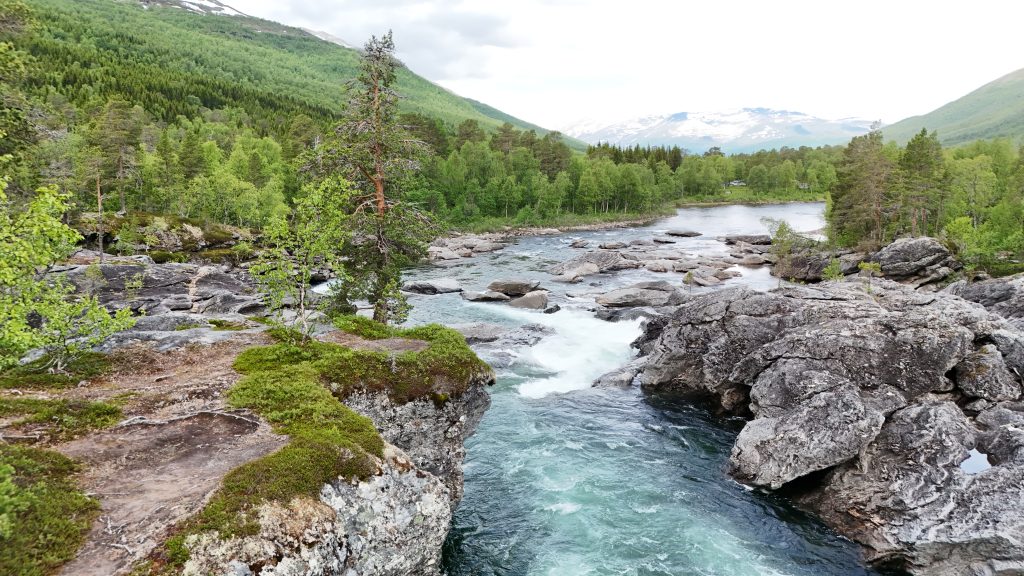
xmin=562 ymin=108 xmax=874 ymax=153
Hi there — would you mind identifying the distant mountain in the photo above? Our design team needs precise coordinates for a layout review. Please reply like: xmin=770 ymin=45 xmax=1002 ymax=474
xmin=884 ymin=68 xmax=1024 ymax=146
xmin=563 ymin=108 xmax=873 ymax=153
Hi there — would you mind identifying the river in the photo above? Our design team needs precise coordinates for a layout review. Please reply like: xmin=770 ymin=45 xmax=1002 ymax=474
xmin=400 ymin=203 xmax=877 ymax=576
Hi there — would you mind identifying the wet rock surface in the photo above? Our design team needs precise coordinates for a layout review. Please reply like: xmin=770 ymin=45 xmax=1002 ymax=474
xmin=634 ymin=279 xmax=1024 ymax=574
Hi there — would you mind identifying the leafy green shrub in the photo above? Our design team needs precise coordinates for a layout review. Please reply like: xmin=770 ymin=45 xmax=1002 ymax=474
xmin=822 ymin=258 xmax=845 ymax=281
xmin=332 ymin=315 xmax=396 ymax=340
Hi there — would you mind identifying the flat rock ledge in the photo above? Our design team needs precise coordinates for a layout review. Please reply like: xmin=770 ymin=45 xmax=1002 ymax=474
xmin=634 ymin=279 xmax=1024 ymax=575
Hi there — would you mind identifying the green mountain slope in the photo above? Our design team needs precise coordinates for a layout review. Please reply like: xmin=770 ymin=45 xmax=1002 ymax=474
xmin=884 ymin=68 xmax=1024 ymax=145
xmin=21 ymin=0 xmax=575 ymax=140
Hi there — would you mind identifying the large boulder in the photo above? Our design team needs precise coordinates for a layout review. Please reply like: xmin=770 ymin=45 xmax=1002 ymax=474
xmin=872 ymin=237 xmax=961 ymax=286
xmin=488 ymin=279 xmax=541 ymax=297
xmin=553 ymin=261 xmax=600 ymax=283
xmin=402 ymin=278 xmax=462 ymax=295
xmin=548 ymin=251 xmax=642 ymax=275
xmin=596 ymin=281 xmax=685 ymax=308
xmin=634 ymin=280 xmax=1024 ymax=574
xmin=509 ymin=290 xmax=549 ymax=310
xmin=461 ymin=290 xmax=511 ymax=302
xmin=666 ymin=229 xmax=701 ymax=237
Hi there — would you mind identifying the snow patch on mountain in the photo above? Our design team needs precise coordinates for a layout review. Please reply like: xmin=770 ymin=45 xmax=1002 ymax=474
xmin=141 ymin=0 xmax=247 ymax=17
xmin=300 ymin=28 xmax=356 ymax=49
xmin=562 ymin=108 xmax=873 ymax=153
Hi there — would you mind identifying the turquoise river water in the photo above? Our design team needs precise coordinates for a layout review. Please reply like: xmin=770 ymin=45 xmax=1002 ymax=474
xmin=398 ymin=203 xmax=878 ymax=576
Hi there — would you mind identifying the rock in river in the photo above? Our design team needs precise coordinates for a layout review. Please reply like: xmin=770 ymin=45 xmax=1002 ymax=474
xmin=596 ymin=281 xmax=685 ymax=308
xmin=549 ymin=251 xmax=641 ymax=275
xmin=509 ymin=290 xmax=549 ymax=310
xmin=488 ymin=279 xmax=541 ymax=297
xmin=634 ymin=279 xmax=1024 ymax=574
xmin=402 ymin=277 xmax=462 ymax=294
xmin=461 ymin=290 xmax=511 ymax=302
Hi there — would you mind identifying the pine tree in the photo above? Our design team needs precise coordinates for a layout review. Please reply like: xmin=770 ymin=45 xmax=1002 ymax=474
xmin=313 ymin=31 xmax=435 ymax=324
xmin=898 ymin=129 xmax=944 ymax=235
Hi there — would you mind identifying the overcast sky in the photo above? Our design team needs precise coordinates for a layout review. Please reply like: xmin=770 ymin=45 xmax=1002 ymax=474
xmin=233 ymin=0 xmax=1024 ymax=130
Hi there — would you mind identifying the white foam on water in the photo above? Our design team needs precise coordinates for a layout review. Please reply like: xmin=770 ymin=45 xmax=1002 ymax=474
xmin=483 ymin=305 xmax=642 ymax=398
xmin=544 ymin=502 xmax=582 ymax=515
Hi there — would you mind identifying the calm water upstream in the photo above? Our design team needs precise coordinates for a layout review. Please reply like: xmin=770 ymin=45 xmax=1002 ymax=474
xmin=400 ymin=203 xmax=876 ymax=576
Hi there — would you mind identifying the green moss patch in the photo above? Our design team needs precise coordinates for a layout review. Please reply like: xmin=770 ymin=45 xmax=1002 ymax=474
xmin=242 ymin=320 xmax=491 ymax=405
xmin=208 ymin=319 xmax=249 ymax=332
xmin=149 ymin=251 xmax=188 ymax=264
xmin=332 ymin=315 xmax=398 ymax=340
xmin=162 ymin=345 xmax=385 ymax=566
xmin=0 ymin=398 xmax=123 ymax=441
xmin=0 ymin=445 xmax=100 ymax=576
xmin=0 ymin=353 xmax=111 ymax=391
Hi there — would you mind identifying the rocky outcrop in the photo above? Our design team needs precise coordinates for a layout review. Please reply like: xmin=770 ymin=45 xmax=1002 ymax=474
xmin=771 ymin=237 xmax=961 ymax=287
xmin=772 ymin=251 xmax=864 ymax=282
xmin=178 ymin=346 xmax=493 ymax=576
xmin=635 ymin=280 xmax=1024 ymax=574
xmin=343 ymin=373 xmax=492 ymax=505
xmin=62 ymin=261 xmax=264 ymax=317
xmin=948 ymin=272 xmax=1024 ymax=330
xmin=184 ymin=445 xmax=454 ymax=576
xmin=873 ymin=237 xmax=959 ymax=285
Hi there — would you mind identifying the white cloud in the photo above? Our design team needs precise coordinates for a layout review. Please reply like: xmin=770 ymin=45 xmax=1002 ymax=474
xmin=231 ymin=0 xmax=1024 ymax=131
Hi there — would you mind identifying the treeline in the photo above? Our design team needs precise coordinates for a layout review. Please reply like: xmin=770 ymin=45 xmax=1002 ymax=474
xmin=588 ymin=142 xmax=840 ymax=198
xmin=829 ymin=129 xmax=1024 ymax=271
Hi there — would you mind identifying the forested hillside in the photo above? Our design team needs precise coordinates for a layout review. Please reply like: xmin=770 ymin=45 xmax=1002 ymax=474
xmin=20 ymin=0 xmax=557 ymax=135
xmin=884 ymin=68 xmax=1024 ymax=146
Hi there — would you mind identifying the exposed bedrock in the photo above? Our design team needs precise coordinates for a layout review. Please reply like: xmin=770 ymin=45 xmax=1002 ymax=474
xmin=635 ymin=280 xmax=1024 ymax=574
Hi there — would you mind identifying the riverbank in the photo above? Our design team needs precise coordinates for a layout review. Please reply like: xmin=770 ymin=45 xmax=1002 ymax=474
xmin=0 ymin=256 xmax=494 ymax=575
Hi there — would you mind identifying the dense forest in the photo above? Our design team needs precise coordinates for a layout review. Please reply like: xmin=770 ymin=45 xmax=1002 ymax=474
xmin=828 ymin=129 xmax=1024 ymax=273
xmin=2 ymin=0 xmax=1023 ymax=274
